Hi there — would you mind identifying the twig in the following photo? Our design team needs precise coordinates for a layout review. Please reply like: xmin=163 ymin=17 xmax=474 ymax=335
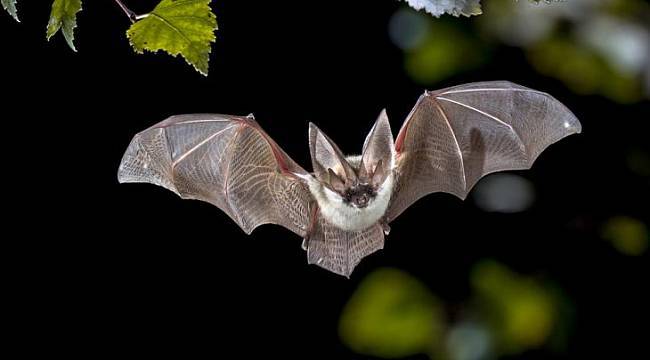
xmin=114 ymin=0 xmax=138 ymax=23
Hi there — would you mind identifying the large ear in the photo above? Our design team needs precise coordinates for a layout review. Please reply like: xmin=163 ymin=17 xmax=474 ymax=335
xmin=309 ymin=123 xmax=357 ymax=185
xmin=360 ymin=109 xmax=394 ymax=185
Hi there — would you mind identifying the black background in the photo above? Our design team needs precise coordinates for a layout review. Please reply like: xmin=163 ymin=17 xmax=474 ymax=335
xmin=4 ymin=1 xmax=649 ymax=358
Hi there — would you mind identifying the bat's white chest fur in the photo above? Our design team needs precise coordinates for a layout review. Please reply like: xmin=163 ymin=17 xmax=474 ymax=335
xmin=306 ymin=165 xmax=394 ymax=232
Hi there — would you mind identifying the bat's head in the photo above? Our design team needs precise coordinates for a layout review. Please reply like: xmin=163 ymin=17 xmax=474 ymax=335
xmin=309 ymin=110 xmax=394 ymax=209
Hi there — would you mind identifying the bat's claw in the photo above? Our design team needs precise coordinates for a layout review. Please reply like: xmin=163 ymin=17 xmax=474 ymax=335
xmin=380 ymin=220 xmax=391 ymax=235
xmin=303 ymin=202 xmax=318 ymax=251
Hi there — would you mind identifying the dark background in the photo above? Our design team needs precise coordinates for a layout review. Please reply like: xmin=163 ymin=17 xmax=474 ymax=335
xmin=4 ymin=1 xmax=648 ymax=358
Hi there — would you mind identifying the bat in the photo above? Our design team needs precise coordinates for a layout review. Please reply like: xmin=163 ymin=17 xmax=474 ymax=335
xmin=118 ymin=81 xmax=581 ymax=277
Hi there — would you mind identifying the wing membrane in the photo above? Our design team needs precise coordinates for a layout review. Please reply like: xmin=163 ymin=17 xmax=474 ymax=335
xmin=118 ymin=114 xmax=312 ymax=237
xmin=388 ymin=81 xmax=581 ymax=221
xmin=307 ymin=213 xmax=384 ymax=277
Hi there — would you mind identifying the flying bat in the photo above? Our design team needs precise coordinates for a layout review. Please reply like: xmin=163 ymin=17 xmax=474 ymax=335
xmin=118 ymin=81 xmax=581 ymax=277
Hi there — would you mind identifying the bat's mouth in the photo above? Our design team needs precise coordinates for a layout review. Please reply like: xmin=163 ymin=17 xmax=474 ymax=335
xmin=352 ymin=199 xmax=369 ymax=208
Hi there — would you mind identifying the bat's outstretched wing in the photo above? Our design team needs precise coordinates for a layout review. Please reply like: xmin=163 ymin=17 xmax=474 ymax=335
xmin=387 ymin=81 xmax=581 ymax=221
xmin=118 ymin=114 xmax=312 ymax=237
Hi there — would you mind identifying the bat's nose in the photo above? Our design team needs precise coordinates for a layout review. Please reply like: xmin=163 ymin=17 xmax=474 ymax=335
xmin=355 ymin=195 xmax=369 ymax=207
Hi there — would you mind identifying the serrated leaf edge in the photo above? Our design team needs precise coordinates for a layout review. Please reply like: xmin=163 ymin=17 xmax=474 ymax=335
xmin=125 ymin=0 xmax=217 ymax=76
xmin=46 ymin=0 xmax=83 ymax=52
xmin=1 ymin=0 xmax=19 ymax=22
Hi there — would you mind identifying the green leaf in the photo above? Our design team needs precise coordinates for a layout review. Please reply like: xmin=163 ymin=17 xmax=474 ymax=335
xmin=1 ymin=0 xmax=19 ymax=22
xmin=46 ymin=0 xmax=83 ymax=51
xmin=127 ymin=0 xmax=218 ymax=76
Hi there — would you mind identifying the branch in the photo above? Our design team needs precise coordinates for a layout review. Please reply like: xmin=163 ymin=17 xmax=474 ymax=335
xmin=114 ymin=0 xmax=139 ymax=23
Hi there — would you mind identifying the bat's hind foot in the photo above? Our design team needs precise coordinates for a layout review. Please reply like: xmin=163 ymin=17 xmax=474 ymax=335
xmin=302 ymin=203 xmax=319 ymax=251
xmin=380 ymin=220 xmax=391 ymax=235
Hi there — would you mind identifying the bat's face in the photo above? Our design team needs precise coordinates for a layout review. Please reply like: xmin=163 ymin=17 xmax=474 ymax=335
xmin=343 ymin=183 xmax=376 ymax=208
xmin=308 ymin=110 xmax=395 ymax=218
xmin=321 ymin=163 xmax=381 ymax=209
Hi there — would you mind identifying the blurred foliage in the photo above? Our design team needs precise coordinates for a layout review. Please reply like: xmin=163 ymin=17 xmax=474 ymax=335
xmin=472 ymin=174 xmax=535 ymax=213
xmin=392 ymin=0 xmax=650 ymax=103
xmin=390 ymin=8 xmax=488 ymax=84
xmin=602 ymin=216 xmax=649 ymax=256
xmin=446 ymin=320 xmax=492 ymax=360
xmin=404 ymin=20 xmax=488 ymax=84
xmin=341 ymin=263 xmax=571 ymax=359
xmin=626 ymin=148 xmax=650 ymax=178
xmin=339 ymin=268 xmax=445 ymax=358
xmin=471 ymin=260 xmax=563 ymax=354
xmin=528 ymin=37 xmax=642 ymax=103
